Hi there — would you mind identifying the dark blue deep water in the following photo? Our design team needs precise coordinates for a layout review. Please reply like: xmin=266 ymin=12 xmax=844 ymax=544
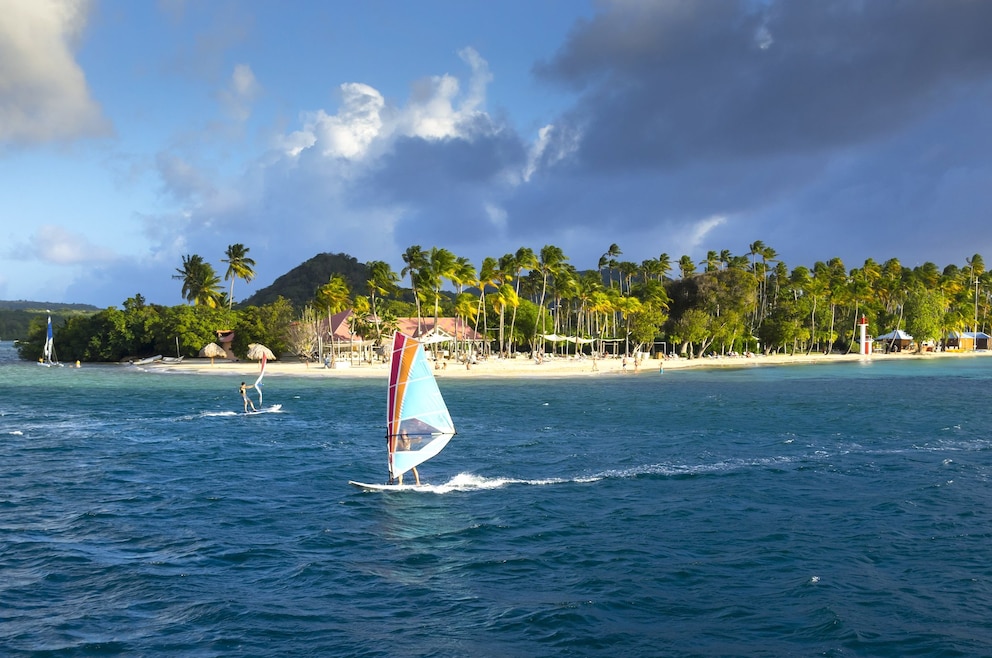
xmin=3 ymin=342 xmax=992 ymax=656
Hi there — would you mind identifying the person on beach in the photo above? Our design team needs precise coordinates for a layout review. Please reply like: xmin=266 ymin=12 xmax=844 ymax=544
xmin=240 ymin=381 xmax=257 ymax=412
xmin=396 ymin=429 xmax=420 ymax=485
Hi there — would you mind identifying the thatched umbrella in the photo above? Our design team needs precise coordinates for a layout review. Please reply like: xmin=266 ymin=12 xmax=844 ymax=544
xmin=247 ymin=343 xmax=276 ymax=361
xmin=199 ymin=342 xmax=226 ymax=364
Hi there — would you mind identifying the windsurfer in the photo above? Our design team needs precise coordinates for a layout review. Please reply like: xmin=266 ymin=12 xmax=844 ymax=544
xmin=240 ymin=381 xmax=257 ymax=412
xmin=396 ymin=429 xmax=421 ymax=485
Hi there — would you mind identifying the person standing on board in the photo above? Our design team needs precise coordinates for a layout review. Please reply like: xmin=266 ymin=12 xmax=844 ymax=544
xmin=396 ymin=429 xmax=421 ymax=485
xmin=240 ymin=381 xmax=257 ymax=412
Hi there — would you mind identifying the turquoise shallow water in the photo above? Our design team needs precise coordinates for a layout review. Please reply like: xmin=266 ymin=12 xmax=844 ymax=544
xmin=2 ymin=342 xmax=992 ymax=656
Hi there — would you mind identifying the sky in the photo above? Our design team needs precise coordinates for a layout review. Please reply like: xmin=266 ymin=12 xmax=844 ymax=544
xmin=2 ymin=0 xmax=992 ymax=308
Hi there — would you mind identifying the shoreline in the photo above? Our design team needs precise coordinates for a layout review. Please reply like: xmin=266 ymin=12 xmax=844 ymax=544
xmin=144 ymin=348 xmax=992 ymax=379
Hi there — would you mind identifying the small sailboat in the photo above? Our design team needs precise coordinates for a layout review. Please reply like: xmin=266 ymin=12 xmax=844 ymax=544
xmin=38 ymin=315 xmax=62 ymax=367
xmin=162 ymin=336 xmax=185 ymax=364
xmin=349 ymin=332 xmax=456 ymax=491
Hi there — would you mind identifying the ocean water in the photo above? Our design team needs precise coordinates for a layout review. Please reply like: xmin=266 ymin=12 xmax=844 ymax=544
xmin=2 ymin=342 xmax=992 ymax=657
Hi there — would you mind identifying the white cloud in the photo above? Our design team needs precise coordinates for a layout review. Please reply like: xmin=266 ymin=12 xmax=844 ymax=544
xmin=456 ymin=46 xmax=492 ymax=116
xmin=484 ymin=202 xmax=508 ymax=231
xmin=27 ymin=225 xmax=118 ymax=265
xmin=279 ymin=47 xmax=498 ymax=162
xmin=400 ymin=47 xmax=491 ymax=141
xmin=281 ymin=82 xmax=385 ymax=159
xmin=523 ymin=124 xmax=579 ymax=182
xmin=0 ymin=0 xmax=109 ymax=145
xmin=219 ymin=63 xmax=261 ymax=122
xmin=156 ymin=152 xmax=216 ymax=204
xmin=685 ymin=215 xmax=727 ymax=251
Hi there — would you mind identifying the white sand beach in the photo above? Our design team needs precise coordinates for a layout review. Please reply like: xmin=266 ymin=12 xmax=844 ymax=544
xmin=147 ymin=348 xmax=992 ymax=379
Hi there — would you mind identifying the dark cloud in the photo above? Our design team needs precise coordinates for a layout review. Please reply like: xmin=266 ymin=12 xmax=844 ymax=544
xmin=491 ymin=0 xmax=992 ymax=270
xmin=536 ymin=0 xmax=992 ymax=169
xmin=358 ymin=120 xmax=528 ymax=249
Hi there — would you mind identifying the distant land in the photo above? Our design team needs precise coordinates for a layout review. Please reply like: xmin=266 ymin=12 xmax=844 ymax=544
xmin=0 ymin=301 xmax=101 ymax=312
xmin=0 ymin=252 xmax=375 ymax=340
xmin=0 ymin=302 xmax=101 ymax=341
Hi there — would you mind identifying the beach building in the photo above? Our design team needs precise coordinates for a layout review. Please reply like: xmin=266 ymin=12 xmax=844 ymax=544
xmin=214 ymin=329 xmax=237 ymax=360
xmin=312 ymin=312 xmax=487 ymax=366
xmin=315 ymin=309 xmax=375 ymax=366
xmin=945 ymin=331 xmax=991 ymax=351
xmin=874 ymin=329 xmax=913 ymax=352
xmin=395 ymin=317 xmax=487 ymax=362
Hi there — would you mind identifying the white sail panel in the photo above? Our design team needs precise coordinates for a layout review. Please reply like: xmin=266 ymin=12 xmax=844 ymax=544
xmin=387 ymin=332 xmax=455 ymax=480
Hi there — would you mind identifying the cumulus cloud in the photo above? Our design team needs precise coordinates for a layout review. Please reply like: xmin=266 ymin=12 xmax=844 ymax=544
xmin=281 ymin=83 xmax=386 ymax=159
xmin=0 ymin=0 xmax=110 ymax=146
xmin=280 ymin=46 xmax=500 ymax=164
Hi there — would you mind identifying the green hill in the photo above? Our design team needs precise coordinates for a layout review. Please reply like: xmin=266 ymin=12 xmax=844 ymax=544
xmin=239 ymin=252 xmax=371 ymax=310
xmin=0 ymin=301 xmax=100 ymax=341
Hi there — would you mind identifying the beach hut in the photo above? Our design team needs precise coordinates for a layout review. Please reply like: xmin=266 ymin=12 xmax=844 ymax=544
xmin=946 ymin=331 xmax=990 ymax=351
xmin=199 ymin=342 xmax=227 ymax=364
xmin=247 ymin=343 xmax=276 ymax=360
xmin=874 ymin=329 xmax=913 ymax=352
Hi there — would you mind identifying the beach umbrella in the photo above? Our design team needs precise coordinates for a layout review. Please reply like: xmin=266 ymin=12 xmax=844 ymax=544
xmin=199 ymin=342 xmax=226 ymax=364
xmin=247 ymin=343 xmax=276 ymax=361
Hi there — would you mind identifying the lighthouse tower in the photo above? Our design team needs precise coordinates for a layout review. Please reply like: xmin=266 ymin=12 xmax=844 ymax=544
xmin=859 ymin=315 xmax=871 ymax=356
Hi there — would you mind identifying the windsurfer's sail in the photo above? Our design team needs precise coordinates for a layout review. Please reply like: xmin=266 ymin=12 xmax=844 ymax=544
xmin=254 ymin=353 xmax=267 ymax=407
xmin=387 ymin=332 xmax=455 ymax=482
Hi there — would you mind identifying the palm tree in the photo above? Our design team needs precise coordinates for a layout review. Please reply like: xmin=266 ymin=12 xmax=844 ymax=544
xmin=967 ymin=254 xmax=985 ymax=338
xmin=641 ymin=258 xmax=662 ymax=282
xmin=657 ymin=253 xmax=672 ymax=281
xmin=617 ymin=261 xmax=638 ymax=294
xmin=475 ymin=256 xmax=500 ymax=350
xmin=315 ymin=275 xmax=351 ymax=366
xmin=533 ymin=244 xmax=568 ymax=351
xmin=700 ymin=250 xmax=720 ymax=273
xmin=508 ymin=247 xmax=537 ymax=355
xmin=173 ymin=254 xmax=222 ymax=307
xmin=599 ymin=243 xmax=622 ymax=288
xmin=366 ymin=260 xmax=399 ymax=344
xmin=221 ymin=243 xmax=256 ymax=309
xmin=401 ymin=245 xmax=428 ymax=330
xmin=719 ymin=249 xmax=733 ymax=270
xmin=448 ymin=255 xmax=477 ymax=357
xmin=425 ymin=247 xmax=456 ymax=336
xmin=492 ymin=278 xmax=519 ymax=357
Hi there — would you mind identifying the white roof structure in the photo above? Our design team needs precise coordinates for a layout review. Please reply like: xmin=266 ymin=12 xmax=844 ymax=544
xmin=875 ymin=329 xmax=913 ymax=341
xmin=948 ymin=331 xmax=991 ymax=339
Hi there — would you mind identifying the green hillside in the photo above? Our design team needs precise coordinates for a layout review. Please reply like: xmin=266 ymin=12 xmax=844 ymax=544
xmin=240 ymin=252 xmax=371 ymax=310
xmin=0 ymin=302 xmax=100 ymax=341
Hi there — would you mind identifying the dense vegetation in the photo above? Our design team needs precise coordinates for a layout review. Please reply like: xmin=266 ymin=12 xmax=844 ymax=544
xmin=16 ymin=295 xmax=294 ymax=364
xmin=12 ymin=241 xmax=992 ymax=363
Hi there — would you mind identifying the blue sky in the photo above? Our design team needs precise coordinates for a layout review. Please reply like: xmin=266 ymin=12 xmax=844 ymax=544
xmin=2 ymin=0 xmax=992 ymax=308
